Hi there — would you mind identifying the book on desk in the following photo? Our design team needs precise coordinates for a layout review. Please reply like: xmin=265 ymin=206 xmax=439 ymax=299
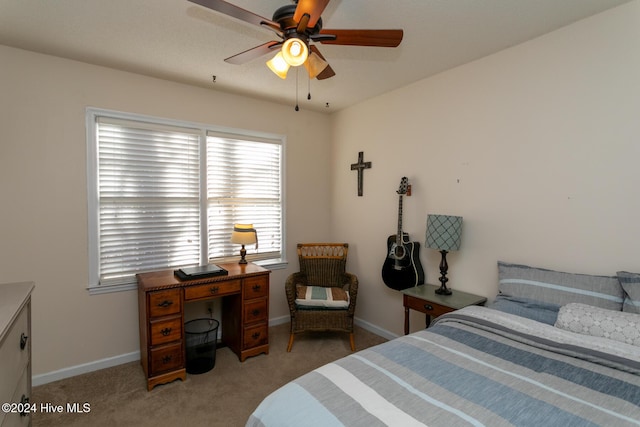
xmin=174 ymin=264 xmax=228 ymax=281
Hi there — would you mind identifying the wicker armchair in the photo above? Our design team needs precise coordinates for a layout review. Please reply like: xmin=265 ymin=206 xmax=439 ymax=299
xmin=285 ymin=243 xmax=358 ymax=352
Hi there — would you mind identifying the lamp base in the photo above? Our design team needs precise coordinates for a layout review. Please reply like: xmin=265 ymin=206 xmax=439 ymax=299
xmin=435 ymin=285 xmax=452 ymax=295
xmin=238 ymin=245 xmax=247 ymax=264
xmin=435 ymin=250 xmax=452 ymax=296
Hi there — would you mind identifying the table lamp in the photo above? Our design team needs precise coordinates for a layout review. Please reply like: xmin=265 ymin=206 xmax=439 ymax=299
xmin=426 ymin=214 xmax=462 ymax=295
xmin=230 ymin=224 xmax=258 ymax=264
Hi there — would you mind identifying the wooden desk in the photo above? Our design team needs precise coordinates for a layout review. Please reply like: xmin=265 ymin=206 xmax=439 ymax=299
xmin=137 ymin=262 xmax=270 ymax=391
xmin=402 ymin=284 xmax=486 ymax=334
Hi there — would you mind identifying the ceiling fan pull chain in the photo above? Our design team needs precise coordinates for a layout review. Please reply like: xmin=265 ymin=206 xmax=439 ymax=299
xmin=308 ymin=73 xmax=312 ymax=100
xmin=295 ymin=68 xmax=300 ymax=111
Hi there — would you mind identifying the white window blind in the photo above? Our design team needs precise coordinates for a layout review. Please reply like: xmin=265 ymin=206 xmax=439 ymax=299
xmin=87 ymin=109 xmax=284 ymax=292
xmin=96 ymin=118 xmax=201 ymax=286
xmin=207 ymin=133 xmax=282 ymax=262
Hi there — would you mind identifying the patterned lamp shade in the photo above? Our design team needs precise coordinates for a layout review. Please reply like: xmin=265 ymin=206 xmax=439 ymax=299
xmin=426 ymin=214 xmax=463 ymax=252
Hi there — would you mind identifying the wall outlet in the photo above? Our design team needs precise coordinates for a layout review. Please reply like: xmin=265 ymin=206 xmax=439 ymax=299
xmin=205 ymin=302 xmax=214 ymax=316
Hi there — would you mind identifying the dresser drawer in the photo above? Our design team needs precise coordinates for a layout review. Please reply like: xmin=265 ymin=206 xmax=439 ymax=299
xmin=404 ymin=295 xmax=453 ymax=318
xmin=148 ymin=289 xmax=181 ymax=318
xmin=243 ymin=299 xmax=267 ymax=324
xmin=184 ymin=280 xmax=241 ymax=301
xmin=149 ymin=343 xmax=183 ymax=375
xmin=2 ymin=368 xmax=30 ymax=427
xmin=243 ymin=324 xmax=268 ymax=349
xmin=0 ymin=304 xmax=29 ymax=404
xmin=150 ymin=316 xmax=182 ymax=346
xmin=243 ymin=276 xmax=268 ymax=299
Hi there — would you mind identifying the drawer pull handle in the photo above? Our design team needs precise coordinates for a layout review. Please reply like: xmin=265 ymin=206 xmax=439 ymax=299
xmin=20 ymin=333 xmax=28 ymax=350
xmin=210 ymin=286 xmax=219 ymax=294
xmin=162 ymin=355 xmax=172 ymax=364
xmin=424 ymin=304 xmax=433 ymax=311
xmin=158 ymin=300 xmax=173 ymax=308
xmin=20 ymin=395 xmax=29 ymax=416
xmin=161 ymin=327 xmax=172 ymax=336
xmin=252 ymin=332 xmax=261 ymax=339
xmin=252 ymin=309 xmax=260 ymax=316
xmin=252 ymin=284 xmax=261 ymax=291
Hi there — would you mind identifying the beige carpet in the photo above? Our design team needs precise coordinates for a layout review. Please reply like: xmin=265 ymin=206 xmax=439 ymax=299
xmin=32 ymin=323 xmax=387 ymax=427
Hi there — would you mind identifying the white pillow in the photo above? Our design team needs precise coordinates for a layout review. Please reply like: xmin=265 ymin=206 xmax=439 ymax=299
xmin=555 ymin=303 xmax=640 ymax=346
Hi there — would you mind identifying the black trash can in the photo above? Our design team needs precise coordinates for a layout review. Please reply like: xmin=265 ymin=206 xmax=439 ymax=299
xmin=184 ymin=318 xmax=219 ymax=374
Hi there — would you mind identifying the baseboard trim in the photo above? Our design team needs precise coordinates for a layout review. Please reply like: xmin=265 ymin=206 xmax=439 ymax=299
xmin=32 ymin=315 xmax=397 ymax=386
xmin=268 ymin=315 xmax=290 ymax=326
xmin=32 ymin=351 xmax=140 ymax=387
xmin=354 ymin=317 xmax=398 ymax=341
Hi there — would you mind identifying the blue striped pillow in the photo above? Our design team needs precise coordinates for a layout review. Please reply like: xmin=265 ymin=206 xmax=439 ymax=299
xmin=617 ymin=271 xmax=640 ymax=314
xmin=498 ymin=262 xmax=623 ymax=311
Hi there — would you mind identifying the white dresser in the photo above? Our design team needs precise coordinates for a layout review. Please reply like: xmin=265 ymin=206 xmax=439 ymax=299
xmin=0 ymin=282 xmax=34 ymax=427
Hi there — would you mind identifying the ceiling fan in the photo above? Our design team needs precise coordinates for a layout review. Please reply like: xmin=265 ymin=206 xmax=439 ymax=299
xmin=188 ymin=0 xmax=403 ymax=81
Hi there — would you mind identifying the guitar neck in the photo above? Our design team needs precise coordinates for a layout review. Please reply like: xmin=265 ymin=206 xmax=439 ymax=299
xmin=396 ymin=194 xmax=403 ymax=244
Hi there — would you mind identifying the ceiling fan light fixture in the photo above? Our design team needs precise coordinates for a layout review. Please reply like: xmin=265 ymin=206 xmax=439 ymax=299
xmin=266 ymin=51 xmax=290 ymax=79
xmin=281 ymin=37 xmax=308 ymax=67
xmin=304 ymin=52 xmax=329 ymax=79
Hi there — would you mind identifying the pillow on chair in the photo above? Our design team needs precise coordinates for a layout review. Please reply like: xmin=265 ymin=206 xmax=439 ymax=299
xmin=295 ymin=285 xmax=349 ymax=309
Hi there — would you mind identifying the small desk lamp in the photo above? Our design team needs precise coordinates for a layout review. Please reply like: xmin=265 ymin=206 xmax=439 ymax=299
xmin=230 ymin=224 xmax=258 ymax=264
xmin=426 ymin=214 xmax=463 ymax=295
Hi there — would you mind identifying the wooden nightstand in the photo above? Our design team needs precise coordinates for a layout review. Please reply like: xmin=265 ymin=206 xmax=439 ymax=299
xmin=402 ymin=284 xmax=487 ymax=334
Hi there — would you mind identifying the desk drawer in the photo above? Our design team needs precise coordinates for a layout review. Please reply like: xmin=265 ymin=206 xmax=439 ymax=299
xmin=243 ymin=299 xmax=267 ymax=324
xmin=184 ymin=280 xmax=241 ymax=301
xmin=243 ymin=276 xmax=268 ymax=299
xmin=150 ymin=317 xmax=182 ymax=346
xmin=404 ymin=295 xmax=453 ymax=318
xmin=149 ymin=343 xmax=183 ymax=375
xmin=243 ymin=324 xmax=268 ymax=349
xmin=149 ymin=290 xmax=181 ymax=318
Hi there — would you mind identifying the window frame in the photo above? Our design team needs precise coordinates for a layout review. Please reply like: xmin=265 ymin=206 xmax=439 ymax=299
xmin=86 ymin=107 xmax=287 ymax=295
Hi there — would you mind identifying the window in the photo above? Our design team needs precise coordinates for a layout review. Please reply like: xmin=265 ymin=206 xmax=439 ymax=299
xmin=86 ymin=108 xmax=285 ymax=293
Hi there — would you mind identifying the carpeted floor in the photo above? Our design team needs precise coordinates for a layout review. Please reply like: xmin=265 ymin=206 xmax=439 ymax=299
xmin=31 ymin=323 xmax=387 ymax=427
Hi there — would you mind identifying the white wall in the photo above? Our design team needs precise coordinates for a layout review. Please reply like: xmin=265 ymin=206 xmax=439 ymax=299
xmin=330 ymin=1 xmax=640 ymax=335
xmin=0 ymin=45 xmax=332 ymax=376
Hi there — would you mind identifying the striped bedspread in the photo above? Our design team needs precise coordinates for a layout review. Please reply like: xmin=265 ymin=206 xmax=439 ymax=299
xmin=247 ymin=306 xmax=640 ymax=427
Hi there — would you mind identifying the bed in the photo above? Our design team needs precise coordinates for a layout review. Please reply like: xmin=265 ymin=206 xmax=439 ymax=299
xmin=247 ymin=262 xmax=640 ymax=426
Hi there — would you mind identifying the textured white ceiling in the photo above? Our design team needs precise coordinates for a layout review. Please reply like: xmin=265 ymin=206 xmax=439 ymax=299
xmin=0 ymin=0 xmax=632 ymax=113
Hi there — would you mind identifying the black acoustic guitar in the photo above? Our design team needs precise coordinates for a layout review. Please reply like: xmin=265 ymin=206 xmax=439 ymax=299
xmin=382 ymin=177 xmax=425 ymax=290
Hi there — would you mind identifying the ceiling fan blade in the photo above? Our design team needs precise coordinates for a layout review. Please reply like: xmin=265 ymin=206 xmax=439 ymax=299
xmin=294 ymin=0 xmax=330 ymax=32
xmin=224 ymin=41 xmax=282 ymax=65
xmin=296 ymin=14 xmax=311 ymax=34
xmin=309 ymin=45 xmax=335 ymax=80
xmin=317 ymin=29 xmax=403 ymax=47
xmin=315 ymin=63 xmax=335 ymax=80
xmin=188 ymin=0 xmax=281 ymax=34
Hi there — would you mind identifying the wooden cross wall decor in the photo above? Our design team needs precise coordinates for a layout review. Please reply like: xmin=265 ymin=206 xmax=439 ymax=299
xmin=350 ymin=151 xmax=372 ymax=196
